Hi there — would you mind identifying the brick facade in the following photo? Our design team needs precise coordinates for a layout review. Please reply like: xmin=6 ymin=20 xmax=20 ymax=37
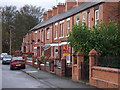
xmin=21 ymin=1 xmax=120 ymax=66
xmin=21 ymin=1 xmax=120 ymax=86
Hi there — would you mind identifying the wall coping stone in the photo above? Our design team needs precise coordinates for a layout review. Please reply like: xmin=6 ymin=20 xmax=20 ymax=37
xmin=92 ymin=66 xmax=120 ymax=73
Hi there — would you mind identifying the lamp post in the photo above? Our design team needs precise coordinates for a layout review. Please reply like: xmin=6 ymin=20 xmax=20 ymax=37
xmin=9 ymin=25 xmax=14 ymax=55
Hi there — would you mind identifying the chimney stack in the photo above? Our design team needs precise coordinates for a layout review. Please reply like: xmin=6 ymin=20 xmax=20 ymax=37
xmin=52 ymin=6 xmax=57 ymax=16
xmin=57 ymin=3 xmax=65 ymax=14
xmin=65 ymin=0 xmax=77 ymax=10
xmin=77 ymin=0 xmax=86 ymax=5
xmin=43 ymin=13 xmax=47 ymax=21
xmin=47 ymin=9 xmax=52 ymax=19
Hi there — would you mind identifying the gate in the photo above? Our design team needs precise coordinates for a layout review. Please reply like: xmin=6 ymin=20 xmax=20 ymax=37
xmin=72 ymin=52 xmax=89 ymax=82
xmin=81 ymin=56 xmax=89 ymax=82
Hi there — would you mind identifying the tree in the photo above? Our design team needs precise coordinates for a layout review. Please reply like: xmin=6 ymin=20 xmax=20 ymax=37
xmin=67 ymin=21 xmax=120 ymax=56
xmin=1 ymin=6 xmax=17 ymax=53
xmin=1 ymin=5 xmax=45 ymax=54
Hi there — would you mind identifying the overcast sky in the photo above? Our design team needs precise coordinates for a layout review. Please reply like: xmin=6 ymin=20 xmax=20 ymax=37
xmin=0 ymin=0 xmax=65 ymax=10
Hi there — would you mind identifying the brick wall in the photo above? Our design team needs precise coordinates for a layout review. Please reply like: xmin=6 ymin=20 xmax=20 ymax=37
xmin=90 ymin=66 xmax=120 ymax=88
xmin=89 ymin=49 xmax=120 ymax=89
xmin=103 ymin=2 xmax=120 ymax=25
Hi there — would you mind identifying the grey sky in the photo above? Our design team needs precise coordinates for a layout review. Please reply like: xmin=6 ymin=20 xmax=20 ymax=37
xmin=0 ymin=0 xmax=65 ymax=10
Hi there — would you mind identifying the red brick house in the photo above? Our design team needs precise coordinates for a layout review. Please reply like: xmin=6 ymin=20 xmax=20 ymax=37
xmin=21 ymin=0 xmax=120 ymax=64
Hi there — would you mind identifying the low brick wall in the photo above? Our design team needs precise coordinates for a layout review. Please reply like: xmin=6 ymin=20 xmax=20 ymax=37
xmin=46 ymin=66 xmax=50 ymax=72
xmin=90 ymin=66 xmax=120 ymax=88
xmin=26 ymin=62 xmax=33 ymax=66
xmin=40 ymin=64 xmax=46 ymax=71
xmin=55 ymin=68 xmax=62 ymax=76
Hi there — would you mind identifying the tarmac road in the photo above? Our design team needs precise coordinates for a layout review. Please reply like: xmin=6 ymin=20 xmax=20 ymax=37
xmin=2 ymin=62 xmax=50 ymax=88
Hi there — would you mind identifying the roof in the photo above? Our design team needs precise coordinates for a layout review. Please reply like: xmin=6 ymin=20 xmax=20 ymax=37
xmin=30 ymin=1 xmax=104 ymax=32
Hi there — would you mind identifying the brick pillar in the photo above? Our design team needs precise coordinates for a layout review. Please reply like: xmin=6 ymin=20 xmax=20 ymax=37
xmin=32 ymin=55 xmax=36 ymax=66
xmin=54 ymin=57 xmax=59 ymax=74
xmin=32 ymin=55 xmax=34 ymax=66
xmin=45 ymin=57 xmax=48 ymax=71
xmin=89 ymin=49 xmax=98 ymax=85
xmin=49 ymin=57 xmax=54 ymax=72
xmin=72 ymin=51 xmax=84 ymax=81
xmin=24 ymin=55 xmax=28 ymax=64
xmin=76 ymin=51 xmax=84 ymax=81
xmin=37 ymin=57 xmax=40 ymax=69
xmin=72 ymin=53 xmax=76 ymax=80
xmin=61 ymin=56 xmax=66 ymax=76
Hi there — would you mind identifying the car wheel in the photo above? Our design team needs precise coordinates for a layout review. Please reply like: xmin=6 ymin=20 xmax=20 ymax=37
xmin=23 ymin=65 xmax=26 ymax=69
xmin=10 ymin=66 xmax=13 ymax=70
xmin=2 ymin=62 xmax=4 ymax=64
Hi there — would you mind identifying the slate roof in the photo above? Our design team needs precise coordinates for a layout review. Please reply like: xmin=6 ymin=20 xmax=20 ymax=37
xmin=30 ymin=1 xmax=104 ymax=32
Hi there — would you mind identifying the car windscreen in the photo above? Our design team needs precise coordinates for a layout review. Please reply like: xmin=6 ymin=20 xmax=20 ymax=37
xmin=3 ymin=58 xmax=11 ymax=60
xmin=12 ymin=57 xmax=23 ymax=60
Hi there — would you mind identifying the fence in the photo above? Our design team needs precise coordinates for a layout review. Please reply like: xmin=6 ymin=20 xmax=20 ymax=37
xmin=98 ymin=55 xmax=120 ymax=69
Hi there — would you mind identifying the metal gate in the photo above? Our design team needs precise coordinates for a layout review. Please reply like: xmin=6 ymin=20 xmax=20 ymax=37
xmin=81 ymin=56 xmax=89 ymax=82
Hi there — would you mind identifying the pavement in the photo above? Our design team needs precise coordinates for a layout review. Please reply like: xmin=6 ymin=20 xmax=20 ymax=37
xmin=21 ymin=64 xmax=102 ymax=89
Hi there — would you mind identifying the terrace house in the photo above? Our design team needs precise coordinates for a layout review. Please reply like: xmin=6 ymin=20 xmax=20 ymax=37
xmin=21 ymin=0 xmax=120 ymax=65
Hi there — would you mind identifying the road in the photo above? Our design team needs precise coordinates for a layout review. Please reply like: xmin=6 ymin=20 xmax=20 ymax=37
xmin=2 ymin=61 xmax=50 ymax=88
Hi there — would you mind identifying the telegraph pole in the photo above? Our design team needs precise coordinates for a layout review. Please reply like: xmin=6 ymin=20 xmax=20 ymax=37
xmin=9 ymin=25 xmax=14 ymax=55
xmin=10 ymin=29 xmax=11 ymax=55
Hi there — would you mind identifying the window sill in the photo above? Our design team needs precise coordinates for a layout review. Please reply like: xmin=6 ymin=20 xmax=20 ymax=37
xmin=59 ymin=37 xmax=64 ymax=39
xmin=54 ymin=38 xmax=57 ymax=40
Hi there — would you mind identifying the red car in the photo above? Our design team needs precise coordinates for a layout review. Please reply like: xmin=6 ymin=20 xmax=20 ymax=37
xmin=10 ymin=57 xmax=26 ymax=70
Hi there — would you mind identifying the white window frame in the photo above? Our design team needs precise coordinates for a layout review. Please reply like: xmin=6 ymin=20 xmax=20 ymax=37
xmin=54 ymin=25 xmax=58 ymax=40
xmin=82 ymin=12 xmax=86 ymax=23
xmin=76 ymin=14 xmax=80 ymax=24
xmin=54 ymin=46 xmax=58 ymax=58
xmin=88 ymin=12 xmax=90 ymax=28
xmin=66 ymin=20 xmax=70 ymax=37
xmin=46 ymin=29 xmax=50 ymax=40
xmin=35 ymin=31 xmax=38 ymax=44
xmin=59 ymin=22 xmax=64 ymax=38
xmin=95 ymin=10 xmax=99 ymax=25
xmin=41 ymin=30 xmax=44 ymax=42
xmin=23 ymin=38 xmax=24 ymax=42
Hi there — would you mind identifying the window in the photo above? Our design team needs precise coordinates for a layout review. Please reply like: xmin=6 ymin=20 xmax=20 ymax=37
xmin=46 ymin=28 xmax=50 ymax=40
xmin=60 ymin=23 xmax=64 ymax=37
xmin=67 ymin=21 xmax=70 ymax=33
xmin=23 ymin=38 xmax=24 ymax=42
xmin=88 ymin=12 xmax=90 ymax=28
xmin=41 ymin=30 xmax=44 ymax=42
xmin=35 ymin=31 xmax=38 ymax=43
xmin=54 ymin=46 xmax=58 ymax=58
xmin=76 ymin=14 xmax=80 ymax=24
xmin=95 ymin=10 xmax=99 ymax=25
xmin=82 ymin=12 xmax=86 ymax=23
xmin=54 ymin=25 xmax=58 ymax=39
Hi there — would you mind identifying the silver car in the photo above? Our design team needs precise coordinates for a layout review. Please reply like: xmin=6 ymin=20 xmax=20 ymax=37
xmin=0 ymin=53 xmax=8 ymax=60
xmin=2 ymin=55 xmax=12 ymax=64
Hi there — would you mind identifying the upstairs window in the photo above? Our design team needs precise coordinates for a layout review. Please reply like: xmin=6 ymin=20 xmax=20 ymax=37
xmin=55 ymin=25 xmax=58 ymax=39
xmin=41 ymin=30 xmax=44 ymax=42
xmin=95 ymin=10 xmax=99 ymax=25
xmin=60 ymin=22 xmax=64 ymax=37
xmin=67 ymin=21 xmax=70 ymax=33
xmin=34 ymin=31 xmax=38 ymax=43
xmin=88 ymin=11 xmax=90 ymax=29
xmin=46 ymin=27 xmax=50 ymax=40
xmin=82 ymin=12 xmax=86 ymax=23
xmin=76 ymin=14 xmax=80 ymax=24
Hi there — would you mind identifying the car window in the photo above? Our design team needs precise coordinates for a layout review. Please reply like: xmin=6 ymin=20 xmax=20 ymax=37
xmin=12 ymin=57 xmax=23 ymax=60
xmin=3 ymin=58 xmax=11 ymax=60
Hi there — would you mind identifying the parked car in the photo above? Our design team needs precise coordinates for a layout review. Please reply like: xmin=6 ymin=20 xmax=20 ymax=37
xmin=0 ymin=53 xmax=8 ymax=60
xmin=10 ymin=57 xmax=26 ymax=70
xmin=2 ymin=55 xmax=12 ymax=64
